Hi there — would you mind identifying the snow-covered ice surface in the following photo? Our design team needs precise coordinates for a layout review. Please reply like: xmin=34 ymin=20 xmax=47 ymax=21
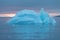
xmin=7 ymin=9 xmax=56 ymax=25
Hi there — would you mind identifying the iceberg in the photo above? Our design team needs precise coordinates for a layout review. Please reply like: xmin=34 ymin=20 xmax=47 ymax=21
xmin=7 ymin=9 xmax=42 ymax=25
xmin=39 ymin=8 xmax=56 ymax=24
xmin=7 ymin=9 xmax=56 ymax=25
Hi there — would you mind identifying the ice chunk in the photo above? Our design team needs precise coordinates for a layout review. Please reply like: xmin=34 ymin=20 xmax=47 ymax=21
xmin=7 ymin=9 xmax=42 ymax=25
xmin=39 ymin=8 xmax=56 ymax=24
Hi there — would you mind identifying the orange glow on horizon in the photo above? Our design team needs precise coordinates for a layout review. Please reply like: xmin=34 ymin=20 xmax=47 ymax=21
xmin=0 ymin=14 xmax=15 ymax=17
xmin=0 ymin=13 xmax=60 ymax=17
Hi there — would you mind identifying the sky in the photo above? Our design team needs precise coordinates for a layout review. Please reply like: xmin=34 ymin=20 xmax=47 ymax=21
xmin=0 ymin=0 xmax=60 ymax=12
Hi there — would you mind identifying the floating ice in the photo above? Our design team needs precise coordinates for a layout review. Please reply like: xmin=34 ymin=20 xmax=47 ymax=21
xmin=7 ymin=9 xmax=56 ymax=25
xmin=7 ymin=9 xmax=42 ymax=25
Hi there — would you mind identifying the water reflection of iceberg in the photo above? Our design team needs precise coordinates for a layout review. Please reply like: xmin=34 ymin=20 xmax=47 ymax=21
xmin=9 ymin=25 xmax=55 ymax=39
xmin=7 ymin=8 xmax=56 ymax=25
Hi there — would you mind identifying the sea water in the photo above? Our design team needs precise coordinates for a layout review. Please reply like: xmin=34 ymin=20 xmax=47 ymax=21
xmin=0 ymin=17 xmax=59 ymax=40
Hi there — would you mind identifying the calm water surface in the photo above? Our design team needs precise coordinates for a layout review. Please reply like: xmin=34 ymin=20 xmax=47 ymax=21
xmin=0 ymin=17 xmax=60 ymax=40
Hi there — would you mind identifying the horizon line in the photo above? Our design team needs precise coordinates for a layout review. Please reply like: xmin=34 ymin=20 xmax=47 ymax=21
xmin=0 ymin=13 xmax=60 ymax=17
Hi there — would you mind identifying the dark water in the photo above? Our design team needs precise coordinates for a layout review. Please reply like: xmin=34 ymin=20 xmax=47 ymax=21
xmin=0 ymin=17 xmax=60 ymax=40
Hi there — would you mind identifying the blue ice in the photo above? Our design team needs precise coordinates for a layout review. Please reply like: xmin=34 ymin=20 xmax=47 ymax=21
xmin=7 ymin=8 xmax=56 ymax=25
xmin=39 ymin=8 xmax=56 ymax=24
xmin=7 ymin=9 xmax=42 ymax=25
